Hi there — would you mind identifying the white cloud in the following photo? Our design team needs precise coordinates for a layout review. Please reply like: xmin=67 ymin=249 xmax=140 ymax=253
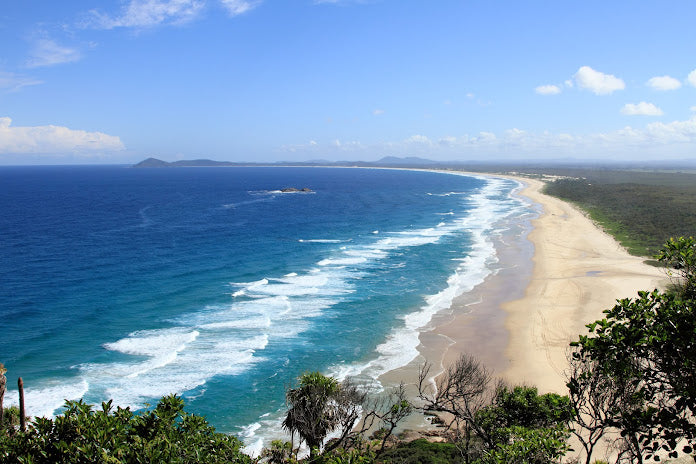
xmin=0 ymin=117 xmax=125 ymax=154
xmin=373 ymin=109 xmax=385 ymax=116
xmin=621 ymin=102 xmax=664 ymax=116
xmin=0 ymin=71 xmax=42 ymax=92
xmin=282 ymin=115 xmax=696 ymax=160
xmin=535 ymin=84 xmax=561 ymax=95
xmin=219 ymin=0 xmax=260 ymax=15
xmin=688 ymin=69 xmax=696 ymax=87
xmin=647 ymin=75 xmax=681 ymax=91
xmin=438 ymin=136 xmax=457 ymax=146
xmin=573 ymin=66 xmax=625 ymax=95
xmin=26 ymin=39 xmax=82 ymax=68
xmin=404 ymin=134 xmax=432 ymax=145
xmin=643 ymin=117 xmax=696 ymax=143
xmin=87 ymin=0 xmax=261 ymax=28
xmin=90 ymin=0 xmax=206 ymax=29
xmin=691 ymin=106 xmax=696 ymax=112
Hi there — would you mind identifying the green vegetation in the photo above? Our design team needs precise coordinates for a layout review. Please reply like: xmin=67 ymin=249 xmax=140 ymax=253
xmin=541 ymin=173 xmax=696 ymax=256
xmin=569 ymin=236 xmax=696 ymax=463
xmin=283 ymin=372 xmax=344 ymax=458
xmin=377 ymin=439 xmax=460 ymax=464
xmin=417 ymin=355 xmax=572 ymax=463
xmin=0 ymin=395 xmax=251 ymax=463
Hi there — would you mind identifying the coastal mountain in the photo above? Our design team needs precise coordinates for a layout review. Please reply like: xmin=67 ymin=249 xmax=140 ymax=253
xmin=376 ymin=156 xmax=440 ymax=166
xmin=133 ymin=157 xmax=172 ymax=167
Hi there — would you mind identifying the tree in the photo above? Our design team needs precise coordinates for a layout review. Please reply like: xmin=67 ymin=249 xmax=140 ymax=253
xmin=569 ymin=237 xmax=696 ymax=462
xmin=655 ymin=236 xmax=696 ymax=299
xmin=418 ymin=354 xmax=572 ymax=464
xmin=281 ymin=372 xmax=413 ymax=460
xmin=283 ymin=372 xmax=342 ymax=458
xmin=418 ymin=353 xmax=497 ymax=462
xmin=566 ymin=353 xmax=643 ymax=464
xmin=475 ymin=385 xmax=572 ymax=438
xmin=474 ymin=386 xmax=572 ymax=464
xmin=0 ymin=395 xmax=251 ymax=463
xmin=477 ymin=425 xmax=570 ymax=464
xmin=368 ymin=382 xmax=413 ymax=454
xmin=282 ymin=372 xmax=369 ymax=459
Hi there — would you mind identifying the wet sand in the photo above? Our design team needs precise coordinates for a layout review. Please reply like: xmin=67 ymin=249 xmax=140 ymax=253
xmin=380 ymin=175 xmax=666 ymax=403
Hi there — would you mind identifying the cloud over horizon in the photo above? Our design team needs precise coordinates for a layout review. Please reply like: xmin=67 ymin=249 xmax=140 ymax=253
xmin=647 ymin=75 xmax=682 ymax=91
xmin=621 ymin=102 xmax=664 ymax=116
xmin=283 ymin=115 xmax=696 ymax=161
xmin=0 ymin=117 xmax=125 ymax=154
xmin=574 ymin=66 xmax=625 ymax=95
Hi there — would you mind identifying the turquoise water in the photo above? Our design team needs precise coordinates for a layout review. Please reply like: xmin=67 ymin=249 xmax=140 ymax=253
xmin=0 ymin=166 xmax=529 ymax=448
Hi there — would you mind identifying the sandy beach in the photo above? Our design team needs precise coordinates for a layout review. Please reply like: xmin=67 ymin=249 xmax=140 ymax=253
xmin=500 ymin=177 xmax=666 ymax=392
xmin=381 ymin=175 xmax=667 ymax=400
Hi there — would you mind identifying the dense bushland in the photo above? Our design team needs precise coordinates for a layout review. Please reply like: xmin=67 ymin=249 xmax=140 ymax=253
xmin=0 ymin=395 xmax=251 ymax=463
xmin=543 ymin=176 xmax=696 ymax=256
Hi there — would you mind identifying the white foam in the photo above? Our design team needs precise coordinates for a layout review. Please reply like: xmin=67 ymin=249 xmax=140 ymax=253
xmin=317 ymin=257 xmax=368 ymax=266
xmin=199 ymin=316 xmax=271 ymax=330
xmin=4 ymin=379 xmax=89 ymax=419
xmin=298 ymin=239 xmax=346 ymax=243
xmin=83 ymin=333 xmax=267 ymax=409
xmin=104 ymin=328 xmax=199 ymax=357
xmin=325 ymin=174 xmax=527 ymax=393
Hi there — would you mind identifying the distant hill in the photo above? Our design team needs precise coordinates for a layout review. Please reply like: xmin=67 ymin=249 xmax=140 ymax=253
xmin=133 ymin=157 xmax=173 ymax=167
xmin=377 ymin=156 xmax=440 ymax=166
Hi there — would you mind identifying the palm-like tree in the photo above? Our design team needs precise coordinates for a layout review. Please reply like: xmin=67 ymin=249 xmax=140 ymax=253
xmin=282 ymin=372 xmax=341 ymax=458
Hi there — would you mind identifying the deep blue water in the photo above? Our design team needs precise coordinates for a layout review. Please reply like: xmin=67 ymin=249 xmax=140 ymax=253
xmin=0 ymin=165 xmax=527 ymax=448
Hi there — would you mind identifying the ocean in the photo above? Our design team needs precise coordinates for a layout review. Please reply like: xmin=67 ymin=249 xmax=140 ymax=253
xmin=0 ymin=165 xmax=531 ymax=450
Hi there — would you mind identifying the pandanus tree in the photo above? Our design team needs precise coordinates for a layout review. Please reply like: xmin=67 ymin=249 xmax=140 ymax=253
xmin=282 ymin=372 xmax=371 ymax=459
xmin=282 ymin=372 xmax=346 ymax=458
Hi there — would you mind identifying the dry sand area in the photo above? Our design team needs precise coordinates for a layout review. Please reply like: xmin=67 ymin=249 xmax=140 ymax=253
xmin=381 ymin=174 xmax=674 ymax=458
xmin=382 ymin=175 xmax=667 ymax=396
xmin=500 ymin=177 xmax=666 ymax=393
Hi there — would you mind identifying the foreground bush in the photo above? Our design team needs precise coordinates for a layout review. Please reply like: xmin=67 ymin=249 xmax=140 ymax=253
xmin=0 ymin=394 xmax=251 ymax=464
xmin=377 ymin=438 xmax=460 ymax=464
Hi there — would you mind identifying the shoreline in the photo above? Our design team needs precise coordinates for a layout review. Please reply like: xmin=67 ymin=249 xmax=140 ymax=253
xmin=380 ymin=174 xmax=666 ymax=408
xmin=499 ymin=177 xmax=665 ymax=392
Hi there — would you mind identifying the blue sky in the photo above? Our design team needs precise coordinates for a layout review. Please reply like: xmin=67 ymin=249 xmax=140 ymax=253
xmin=1 ymin=0 xmax=696 ymax=164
